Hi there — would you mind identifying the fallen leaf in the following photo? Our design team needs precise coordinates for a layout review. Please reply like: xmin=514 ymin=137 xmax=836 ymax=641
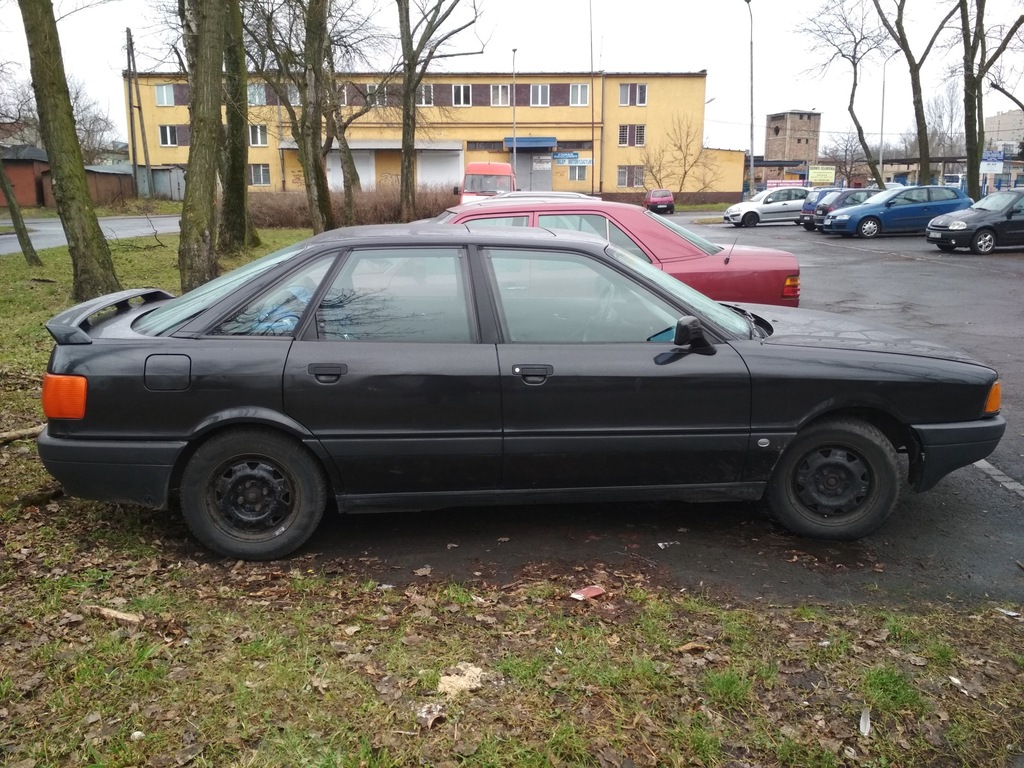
xmin=414 ymin=566 xmax=432 ymax=577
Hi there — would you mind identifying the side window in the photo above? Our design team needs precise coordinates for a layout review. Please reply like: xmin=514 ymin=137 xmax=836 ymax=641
xmin=608 ymin=222 xmax=651 ymax=262
xmin=464 ymin=216 xmax=530 ymax=228
xmin=315 ymin=248 xmax=472 ymax=343
xmin=903 ymin=188 xmax=929 ymax=204
xmin=930 ymin=188 xmax=957 ymax=201
xmin=486 ymin=248 xmax=676 ymax=344
xmin=212 ymin=256 xmax=335 ymax=336
xmin=537 ymin=214 xmax=607 ymax=238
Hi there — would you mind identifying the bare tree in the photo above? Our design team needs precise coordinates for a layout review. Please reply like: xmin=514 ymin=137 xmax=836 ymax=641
xmin=871 ymin=0 xmax=958 ymax=184
xmin=638 ymin=114 xmax=721 ymax=193
xmin=925 ymin=74 xmax=966 ymax=182
xmin=16 ymin=0 xmax=122 ymax=300
xmin=802 ymin=0 xmax=890 ymax=187
xmin=820 ymin=130 xmax=869 ymax=185
xmin=955 ymin=0 xmax=1024 ymax=199
xmin=395 ymin=0 xmax=482 ymax=221
xmin=177 ymin=0 xmax=227 ymax=291
xmin=0 ymin=61 xmax=41 ymax=267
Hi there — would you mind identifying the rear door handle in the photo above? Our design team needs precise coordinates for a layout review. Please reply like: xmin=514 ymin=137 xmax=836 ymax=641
xmin=307 ymin=363 xmax=348 ymax=383
xmin=512 ymin=364 xmax=553 ymax=385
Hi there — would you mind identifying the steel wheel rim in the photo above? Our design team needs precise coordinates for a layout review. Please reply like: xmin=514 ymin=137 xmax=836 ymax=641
xmin=207 ymin=456 xmax=298 ymax=536
xmin=792 ymin=446 xmax=871 ymax=518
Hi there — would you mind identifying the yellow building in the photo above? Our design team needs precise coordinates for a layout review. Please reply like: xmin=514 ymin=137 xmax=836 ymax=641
xmin=125 ymin=70 xmax=743 ymax=200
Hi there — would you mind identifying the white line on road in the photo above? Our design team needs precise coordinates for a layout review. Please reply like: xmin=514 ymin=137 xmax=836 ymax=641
xmin=974 ymin=459 xmax=1024 ymax=500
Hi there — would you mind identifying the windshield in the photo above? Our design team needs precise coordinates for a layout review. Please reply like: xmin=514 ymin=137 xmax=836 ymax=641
xmin=464 ymin=174 xmax=513 ymax=194
xmin=645 ymin=210 xmax=723 ymax=255
xmin=133 ymin=241 xmax=312 ymax=336
xmin=974 ymin=192 xmax=1017 ymax=211
xmin=862 ymin=188 xmax=898 ymax=205
xmin=749 ymin=189 xmax=770 ymax=202
xmin=603 ymin=244 xmax=750 ymax=338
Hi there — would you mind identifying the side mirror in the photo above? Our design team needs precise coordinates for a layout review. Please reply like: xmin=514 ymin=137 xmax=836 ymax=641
xmin=885 ymin=199 xmax=896 ymax=207
xmin=764 ymin=196 xmax=775 ymax=204
xmin=673 ymin=316 xmax=716 ymax=354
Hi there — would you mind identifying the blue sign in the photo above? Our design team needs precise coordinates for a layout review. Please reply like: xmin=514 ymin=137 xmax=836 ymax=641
xmin=552 ymin=152 xmax=578 ymax=160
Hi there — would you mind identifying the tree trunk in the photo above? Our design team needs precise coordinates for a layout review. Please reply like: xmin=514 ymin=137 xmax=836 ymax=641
xmin=846 ymin=67 xmax=884 ymax=189
xmin=218 ymin=0 xmax=258 ymax=253
xmin=0 ymin=158 xmax=42 ymax=267
xmin=295 ymin=0 xmax=335 ymax=234
xmin=397 ymin=1 xmax=418 ymax=222
xmin=336 ymin=129 xmax=362 ymax=226
xmin=18 ymin=0 xmax=121 ymax=301
xmin=178 ymin=0 xmax=227 ymax=292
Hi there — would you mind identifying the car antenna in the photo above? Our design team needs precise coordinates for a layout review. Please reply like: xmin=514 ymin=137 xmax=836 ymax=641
xmin=724 ymin=231 xmax=741 ymax=265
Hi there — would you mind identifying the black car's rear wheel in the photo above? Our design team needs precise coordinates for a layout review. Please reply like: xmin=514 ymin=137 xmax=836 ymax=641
xmin=767 ymin=419 xmax=898 ymax=540
xmin=181 ymin=428 xmax=327 ymax=560
xmin=970 ymin=229 xmax=996 ymax=255
xmin=802 ymin=222 xmax=817 ymax=231
xmin=936 ymin=243 xmax=956 ymax=252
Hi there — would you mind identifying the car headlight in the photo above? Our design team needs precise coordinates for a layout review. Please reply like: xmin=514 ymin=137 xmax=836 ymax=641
xmin=835 ymin=214 xmax=850 ymax=221
xmin=725 ymin=206 xmax=738 ymax=214
xmin=948 ymin=221 xmax=967 ymax=230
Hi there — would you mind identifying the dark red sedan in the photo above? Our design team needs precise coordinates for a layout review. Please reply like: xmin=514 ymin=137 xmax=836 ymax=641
xmin=434 ymin=199 xmax=801 ymax=306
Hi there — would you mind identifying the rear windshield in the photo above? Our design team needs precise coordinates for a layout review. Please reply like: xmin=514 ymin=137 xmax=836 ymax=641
xmin=818 ymin=192 xmax=841 ymax=206
xmin=645 ymin=211 xmax=723 ymax=256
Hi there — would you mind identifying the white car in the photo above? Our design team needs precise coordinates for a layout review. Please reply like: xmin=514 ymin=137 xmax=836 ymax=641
xmin=724 ymin=187 xmax=810 ymax=227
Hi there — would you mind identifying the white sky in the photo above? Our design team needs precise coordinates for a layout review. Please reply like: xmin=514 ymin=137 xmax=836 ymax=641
xmin=1 ymin=0 xmax=1021 ymax=155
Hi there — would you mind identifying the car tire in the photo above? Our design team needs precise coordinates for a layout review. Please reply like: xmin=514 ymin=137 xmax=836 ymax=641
xmin=802 ymin=222 xmax=816 ymax=232
xmin=936 ymin=243 xmax=956 ymax=253
xmin=668 ymin=206 xmax=675 ymax=214
xmin=766 ymin=418 xmax=899 ymax=541
xmin=180 ymin=428 xmax=328 ymax=560
xmin=856 ymin=217 xmax=881 ymax=238
xmin=970 ymin=229 xmax=996 ymax=255
xmin=741 ymin=212 xmax=759 ymax=228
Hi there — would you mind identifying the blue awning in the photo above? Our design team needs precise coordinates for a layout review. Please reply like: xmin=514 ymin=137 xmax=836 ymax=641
xmin=504 ymin=136 xmax=558 ymax=149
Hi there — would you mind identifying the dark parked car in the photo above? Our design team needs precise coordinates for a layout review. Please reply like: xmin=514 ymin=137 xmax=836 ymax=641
xmin=812 ymin=188 xmax=874 ymax=231
xmin=926 ymin=189 xmax=1024 ymax=254
xmin=38 ymin=225 xmax=1005 ymax=560
xmin=798 ymin=187 xmax=841 ymax=231
xmin=643 ymin=188 xmax=676 ymax=214
xmin=821 ymin=185 xmax=972 ymax=238
xmin=435 ymin=198 xmax=801 ymax=306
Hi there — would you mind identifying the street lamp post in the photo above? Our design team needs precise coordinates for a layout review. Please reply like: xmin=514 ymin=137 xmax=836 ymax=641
xmin=511 ymin=48 xmax=518 ymax=180
xmin=745 ymin=0 xmax=755 ymax=199
xmin=877 ymin=51 xmax=897 ymax=186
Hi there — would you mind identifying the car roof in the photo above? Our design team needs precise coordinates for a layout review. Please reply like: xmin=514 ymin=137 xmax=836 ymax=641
xmin=306 ymin=222 xmax=612 ymax=249
xmin=445 ymin=197 xmax=642 ymax=215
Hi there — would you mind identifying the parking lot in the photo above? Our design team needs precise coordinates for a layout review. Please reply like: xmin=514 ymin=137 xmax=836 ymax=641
xmin=302 ymin=216 xmax=1023 ymax=606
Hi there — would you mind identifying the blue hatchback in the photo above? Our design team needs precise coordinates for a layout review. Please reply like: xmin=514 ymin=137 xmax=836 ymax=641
xmin=822 ymin=186 xmax=972 ymax=238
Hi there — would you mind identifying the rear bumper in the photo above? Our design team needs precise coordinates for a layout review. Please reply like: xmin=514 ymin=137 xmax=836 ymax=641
xmin=910 ymin=416 xmax=1006 ymax=492
xmin=37 ymin=427 xmax=185 ymax=509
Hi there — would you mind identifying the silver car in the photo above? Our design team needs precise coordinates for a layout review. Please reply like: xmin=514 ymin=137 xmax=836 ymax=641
xmin=724 ymin=187 xmax=810 ymax=227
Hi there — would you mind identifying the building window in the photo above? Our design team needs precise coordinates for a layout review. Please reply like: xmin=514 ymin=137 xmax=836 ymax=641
xmin=155 ymin=84 xmax=174 ymax=106
xmin=247 ymin=84 xmax=267 ymax=106
xmin=617 ymin=124 xmax=645 ymax=147
xmin=619 ymin=83 xmax=647 ymax=106
xmin=467 ymin=141 xmax=504 ymax=151
xmin=416 ymin=84 xmax=433 ymax=106
xmin=367 ymin=84 xmax=385 ymax=107
xmin=617 ymin=165 xmax=644 ymax=188
xmin=530 ymin=83 xmax=549 ymax=107
xmin=452 ymin=84 xmax=472 ymax=107
xmin=158 ymin=125 xmax=177 ymax=147
xmin=248 ymin=164 xmax=271 ymax=186
xmin=558 ymin=141 xmax=593 ymax=150
xmin=569 ymin=83 xmax=589 ymax=107
xmin=249 ymin=125 xmax=268 ymax=147
xmin=491 ymin=84 xmax=510 ymax=106
xmin=568 ymin=165 xmax=587 ymax=181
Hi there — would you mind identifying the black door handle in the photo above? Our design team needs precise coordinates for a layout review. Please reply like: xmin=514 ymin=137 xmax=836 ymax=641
xmin=512 ymin=364 xmax=553 ymax=385
xmin=307 ymin=363 xmax=348 ymax=383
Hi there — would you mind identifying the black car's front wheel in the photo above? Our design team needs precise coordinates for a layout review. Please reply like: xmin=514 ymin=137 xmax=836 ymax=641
xmin=767 ymin=419 xmax=898 ymax=540
xmin=970 ymin=229 xmax=996 ymax=255
xmin=181 ymin=428 xmax=328 ymax=560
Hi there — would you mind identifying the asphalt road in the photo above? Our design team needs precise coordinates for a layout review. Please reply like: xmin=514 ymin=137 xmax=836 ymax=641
xmin=305 ymin=216 xmax=1024 ymax=606
xmin=0 ymin=214 xmax=181 ymax=255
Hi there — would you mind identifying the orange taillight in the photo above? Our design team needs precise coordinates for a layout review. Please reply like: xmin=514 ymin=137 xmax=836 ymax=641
xmin=984 ymin=380 xmax=1001 ymax=414
xmin=42 ymin=374 xmax=87 ymax=420
xmin=782 ymin=275 xmax=800 ymax=299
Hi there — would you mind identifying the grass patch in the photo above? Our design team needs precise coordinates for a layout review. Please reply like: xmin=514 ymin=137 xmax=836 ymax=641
xmin=0 ymin=227 xmax=1022 ymax=767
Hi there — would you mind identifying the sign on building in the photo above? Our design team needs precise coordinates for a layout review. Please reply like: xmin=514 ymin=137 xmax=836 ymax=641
xmin=808 ymin=165 xmax=837 ymax=183
xmin=980 ymin=150 xmax=1004 ymax=175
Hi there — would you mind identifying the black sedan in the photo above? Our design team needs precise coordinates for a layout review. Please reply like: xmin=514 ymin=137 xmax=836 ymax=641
xmin=38 ymin=225 xmax=1005 ymax=560
xmin=926 ymin=189 xmax=1024 ymax=254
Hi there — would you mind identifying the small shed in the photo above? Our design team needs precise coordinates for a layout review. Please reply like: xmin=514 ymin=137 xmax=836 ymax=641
xmin=42 ymin=164 xmax=136 ymax=207
xmin=0 ymin=145 xmax=49 ymax=207
xmin=136 ymin=165 xmax=187 ymax=201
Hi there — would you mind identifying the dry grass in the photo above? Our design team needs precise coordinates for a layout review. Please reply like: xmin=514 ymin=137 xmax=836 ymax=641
xmin=248 ymin=185 xmax=458 ymax=230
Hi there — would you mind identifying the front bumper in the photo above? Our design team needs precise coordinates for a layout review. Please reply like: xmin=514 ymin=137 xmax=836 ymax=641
xmin=821 ymin=216 xmax=853 ymax=234
xmin=925 ymin=227 xmax=969 ymax=246
xmin=910 ymin=416 xmax=1006 ymax=492
xmin=37 ymin=427 xmax=186 ymax=509
xmin=723 ymin=211 xmax=744 ymax=224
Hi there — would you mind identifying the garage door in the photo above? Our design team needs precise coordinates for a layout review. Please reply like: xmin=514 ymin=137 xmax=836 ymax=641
xmin=417 ymin=150 xmax=463 ymax=188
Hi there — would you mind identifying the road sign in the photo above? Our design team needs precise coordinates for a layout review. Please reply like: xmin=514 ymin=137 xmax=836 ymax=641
xmin=981 ymin=150 xmax=1004 ymax=174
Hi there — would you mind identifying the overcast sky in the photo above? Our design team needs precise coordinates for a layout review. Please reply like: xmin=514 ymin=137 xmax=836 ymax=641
xmin=1 ymin=0 xmax=1021 ymax=155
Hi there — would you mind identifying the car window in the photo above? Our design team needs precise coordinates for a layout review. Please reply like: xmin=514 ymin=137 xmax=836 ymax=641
xmin=537 ymin=213 xmax=607 ymax=238
xmin=1013 ymin=199 xmax=1024 ymax=215
xmin=818 ymin=192 xmax=840 ymax=207
xmin=314 ymin=247 xmax=473 ymax=343
xmin=646 ymin=212 xmax=723 ymax=256
xmin=212 ymin=256 xmax=335 ymax=336
xmin=848 ymin=191 xmax=870 ymax=204
xmin=896 ymin=188 xmax=929 ymax=204
xmin=792 ymin=189 xmax=809 ymax=200
xmin=486 ymin=248 xmax=677 ymax=344
xmin=463 ymin=215 xmax=530 ymax=227
xmin=607 ymin=221 xmax=652 ymax=262
xmin=929 ymin=188 xmax=958 ymax=202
